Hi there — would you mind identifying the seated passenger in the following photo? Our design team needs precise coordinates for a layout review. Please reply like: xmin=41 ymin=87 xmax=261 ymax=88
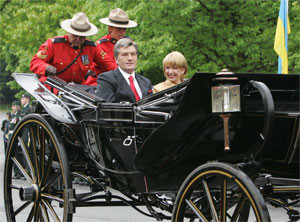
xmin=153 ymin=51 xmax=188 ymax=93
xmin=96 ymin=38 xmax=152 ymax=103
xmin=30 ymin=12 xmax=114 ymax=86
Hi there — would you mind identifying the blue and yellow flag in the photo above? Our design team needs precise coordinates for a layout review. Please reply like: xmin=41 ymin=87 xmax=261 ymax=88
xmin=274 ymin=0 xmax=291 ymax=74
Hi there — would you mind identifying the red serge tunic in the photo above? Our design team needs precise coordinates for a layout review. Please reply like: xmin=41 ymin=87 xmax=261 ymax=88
xmin=97 ymin=34 xmax=115 ymax=60
xmin=30 ymin=35 xmax=113 ymax=85
xmin=82 ymin=34 xmax=118 ymax=85
xmin=95 ymin=34 xmax=118 ymax=73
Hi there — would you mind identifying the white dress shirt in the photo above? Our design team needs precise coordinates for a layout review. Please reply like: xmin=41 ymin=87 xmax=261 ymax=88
xmin=118 ymin=67 xmax=143 ymax=98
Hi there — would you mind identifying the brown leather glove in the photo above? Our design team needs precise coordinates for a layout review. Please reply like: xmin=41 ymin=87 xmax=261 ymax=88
xmin=85 ymin=69 xmax=96 ymax=79
xmin=45 ymin=65 xmax=57 ymax=76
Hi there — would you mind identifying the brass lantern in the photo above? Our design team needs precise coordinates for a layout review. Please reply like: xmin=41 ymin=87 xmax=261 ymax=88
xmin=211 ymin=84 xmax=240 ymax=113
xmin=211 ymin=69 xmax=241 ymax=151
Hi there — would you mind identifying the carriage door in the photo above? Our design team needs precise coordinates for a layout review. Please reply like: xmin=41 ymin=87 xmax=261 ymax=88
xmin=98 ymin=103 xmax=147 ymax=191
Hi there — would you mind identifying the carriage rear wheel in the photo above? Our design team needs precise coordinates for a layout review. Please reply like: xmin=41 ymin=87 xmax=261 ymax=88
xmin=4 ymin=114 xmax=73 ymax=221
xmin=172 ymin=162 xmax=270 ymax=222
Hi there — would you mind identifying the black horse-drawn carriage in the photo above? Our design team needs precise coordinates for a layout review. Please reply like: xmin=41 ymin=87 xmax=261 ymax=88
xmin=4 ymin=71 xmax=300 ymax=221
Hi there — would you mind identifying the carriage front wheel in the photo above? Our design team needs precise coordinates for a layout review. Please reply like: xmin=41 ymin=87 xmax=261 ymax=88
xmin=172 ymin=162 xmax=270 ymax=222
xmin=4 ymin=114 xmax=73 ymax=221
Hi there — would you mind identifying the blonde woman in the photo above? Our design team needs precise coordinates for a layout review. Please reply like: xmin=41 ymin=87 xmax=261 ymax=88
xmin=153 ymin=51 xmax=188 ymax=93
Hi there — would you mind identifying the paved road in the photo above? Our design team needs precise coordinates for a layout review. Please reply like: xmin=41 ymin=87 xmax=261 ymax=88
xmin=0 ymin=111 xmax=297 ymax=221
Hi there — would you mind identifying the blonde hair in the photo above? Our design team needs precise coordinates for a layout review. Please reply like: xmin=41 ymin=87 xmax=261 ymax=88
xmin=163 ymin=51 xmax=188 ymax=79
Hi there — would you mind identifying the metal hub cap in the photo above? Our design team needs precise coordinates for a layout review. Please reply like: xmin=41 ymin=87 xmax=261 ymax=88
xmin=19 ymin=184 xmax=39 ymax=202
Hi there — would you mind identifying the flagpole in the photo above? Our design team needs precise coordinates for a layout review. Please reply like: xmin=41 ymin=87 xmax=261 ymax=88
xmin=274 ymin=0 xmax=291 ymax=74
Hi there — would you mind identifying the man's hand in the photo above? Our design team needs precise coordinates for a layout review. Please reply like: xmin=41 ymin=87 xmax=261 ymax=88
xmin=45 ymin=65 xmax=57 ymax=76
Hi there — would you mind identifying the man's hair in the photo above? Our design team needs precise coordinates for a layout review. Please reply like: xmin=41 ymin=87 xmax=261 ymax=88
xmin=114 ymin=38 xmax=138 ymax=59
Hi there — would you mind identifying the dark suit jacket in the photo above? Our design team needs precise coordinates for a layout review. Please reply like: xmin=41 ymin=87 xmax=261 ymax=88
xmin=96 ymin=68 xmax=152 ymax=103
xmin=20 ymin=103 xmax=33 ymax=118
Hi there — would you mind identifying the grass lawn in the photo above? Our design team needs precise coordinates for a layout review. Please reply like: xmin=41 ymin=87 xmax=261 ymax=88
xmin=0 ymin=104 xmax=10 ymax=112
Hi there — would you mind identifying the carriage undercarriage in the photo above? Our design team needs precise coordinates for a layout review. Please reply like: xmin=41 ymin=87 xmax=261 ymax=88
xmin=4 ymin=72 xmax=300 ymax=221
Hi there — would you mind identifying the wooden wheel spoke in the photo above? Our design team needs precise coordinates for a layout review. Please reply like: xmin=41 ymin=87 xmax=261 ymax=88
xmin=34 ymin=203 xmax=40 ymax=221
xmin=202 ymin=179 xmax=219 ymax=222
xmin=29 ymin=125 xmax=40 ymax=183
xmin=38 ymin=126 xmax=46 ymax=184
xmin=11 ymin=183 xmax=22 ymax=190
xmin=40 ymin=202 xmax=50 ymax=222
xmin=42 ymin=171 xmax=62 ymax=191
xmin=14 ymin=201 xmax=32 ymax=217
xmin=41 ymin=148 xmax=56 ymax=186
xmin=17 ymin=136 xmax=35 ymax=181
xmin=231 ymin=194 xmax=247 ymax=221
xmin=238 ymin=201 xmax=251 ymax=222
xmin=26 ymin=203 xmax=35 ymax=222
xmin=185 ymin=198 xmax=208 ymax=222
xmin=220 ymin=177 xmax=227 ymax=222
xmin=11 ymin=157 xmax=33 ymax=184
xmin=42 ymin=199 xmax=61 ymax=222
xmin=42 ymin=193 xmax=64 ymax=203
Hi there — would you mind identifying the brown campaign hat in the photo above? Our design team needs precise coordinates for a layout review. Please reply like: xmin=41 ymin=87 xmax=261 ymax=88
xmin=61 ymin=12 xmax=98 ymax=36
xmin=99 ymin=8 xmax=137 ymax=28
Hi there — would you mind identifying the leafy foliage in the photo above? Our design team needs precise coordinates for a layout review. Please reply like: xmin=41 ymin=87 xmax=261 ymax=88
xmin=0 ymin=0 xmax=299 ymax=101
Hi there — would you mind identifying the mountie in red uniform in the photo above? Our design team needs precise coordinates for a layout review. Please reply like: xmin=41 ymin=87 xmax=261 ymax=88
xmin=30 ymin=34 xmax=114 ymax=85
xmin=93 ymin=34 xmax=118 ymax=77
xmin=84 ymin=34 xmax=118 ymax=85
xmin=96 ymin=34 xmax=117 ymax=65
xmin=96 ymin=34 xmax=131 ymax=64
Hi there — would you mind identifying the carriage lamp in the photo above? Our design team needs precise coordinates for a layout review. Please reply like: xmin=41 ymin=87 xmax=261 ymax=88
xmin=211 ymin=84 xmax=240 ymax=113
xmin=211 ymin=69 xmax=241 ymax=151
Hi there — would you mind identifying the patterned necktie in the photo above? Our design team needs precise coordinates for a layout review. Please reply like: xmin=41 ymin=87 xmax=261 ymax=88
xmin=129 ymin=76 xmax=140 ymax=102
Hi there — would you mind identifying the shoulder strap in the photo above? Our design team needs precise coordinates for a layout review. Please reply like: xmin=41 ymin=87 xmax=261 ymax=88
xmin=52 ymin=37 xmax=66 ymax=43
xmin=98 ymin=39 xmax=110 ymax=45
xmin=84 ymin=40 xmax=96 ymax=47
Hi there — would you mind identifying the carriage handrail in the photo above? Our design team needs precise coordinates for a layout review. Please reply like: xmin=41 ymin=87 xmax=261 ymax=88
xmin=133 ymin=87 xmax=186 ymax=121
xmin=134 ymin=108 xmax=171 ymax=121
xmin=138 ymin=87 xmax=186 ymax=110
xmin=45 ymin=76 xmax=99 ymax=109
xmin=46 ymin=76 xmax=104 ymax=103
xmin=248 ymin=80 xmax=275 ymax=158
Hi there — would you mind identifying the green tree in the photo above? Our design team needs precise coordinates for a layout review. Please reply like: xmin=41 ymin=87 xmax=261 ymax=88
xmin=0 ymin=0 xmax=299 ymax=100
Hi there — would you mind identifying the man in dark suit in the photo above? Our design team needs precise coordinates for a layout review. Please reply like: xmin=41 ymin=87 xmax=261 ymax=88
xmin=7 ymin=101 xmax=24 ymax=179
xmin=20 ymin=93 xmax=33 ymax=118
xmin=96 ymin=38 xmax=152 ymax=103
